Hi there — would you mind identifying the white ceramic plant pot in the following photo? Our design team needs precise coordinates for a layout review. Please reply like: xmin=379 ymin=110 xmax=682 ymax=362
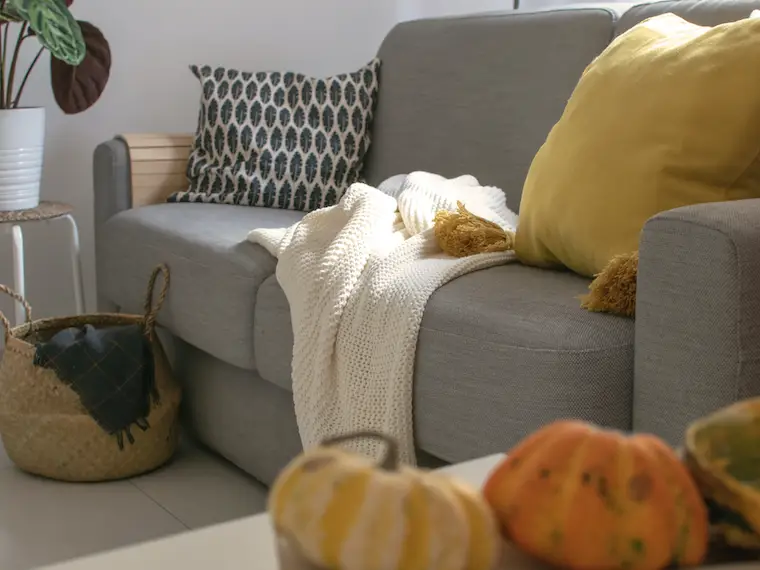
xmin=0 ymin=107 xmax=45 ymax=211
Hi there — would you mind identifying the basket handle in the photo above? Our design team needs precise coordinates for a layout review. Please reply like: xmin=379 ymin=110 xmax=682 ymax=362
xmin=0 ymin=284 xmax=32 ymax=342
xmin=143 ymin=264 xmax=170 ymax=338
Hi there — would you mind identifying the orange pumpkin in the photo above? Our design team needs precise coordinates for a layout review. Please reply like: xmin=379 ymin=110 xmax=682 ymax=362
xmin=483 ymin=420 xmax=708 ymax=570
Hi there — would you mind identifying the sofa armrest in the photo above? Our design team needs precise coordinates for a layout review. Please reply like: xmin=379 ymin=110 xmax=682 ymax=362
xmin=93 ymin=133 xmax=193 ymax=309
xmin=93 ymin=137 xmax=130 ymax=230
xmin=634 ymin=199 xmax=760 ymax=445
xmin=93 ymin=133 xmax=193 ymax=225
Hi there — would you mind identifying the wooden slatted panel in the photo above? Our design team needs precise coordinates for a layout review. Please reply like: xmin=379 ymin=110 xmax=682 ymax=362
xmin=118 ymin=133 xmax=194 ymax=207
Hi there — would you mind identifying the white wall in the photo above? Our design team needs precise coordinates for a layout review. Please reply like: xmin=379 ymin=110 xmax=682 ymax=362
xmin=0 ymin=0 xmax=398 ymax=320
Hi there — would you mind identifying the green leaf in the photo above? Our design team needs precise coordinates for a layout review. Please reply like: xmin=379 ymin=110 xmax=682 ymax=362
xmin=344 ymin=83 xmax=356 ymax=106
xmin=240 ymin=125 xmax=253 ymax=152
xmin=273 ymin=151 xmax=287 ymax=180
xmin=352 ymin=107 xmax=363 ymax=134
xmin=278 ymin=181 xmax=292 ymax=210
xmin=0 ymin=5 xmax=23 ymax=22
xmin=255 ymin=128 xmax=267 ymax=149
xmin=299 ymin=130 xmax=312 ymax=154
xmin=324 ymin=187 xmax=337 ymax=207
xmin=285 ymin=127 xmax=297 ymax=152
xmin=234 ymin=100 xmax=247 ymax=125
xmin=330 ymin=133 xmax=341 ymax=155
xmin=344 ymin=133 xmax=355 ymax=156
xmin=271 ymin=127 xmax=282 ymax=151
xmin=304 ymin=154 xmax=318 ymax=184
xmin=226 ymin=123 xmax=238 ymax=155
xmin=334 ymin=157 xmax=348 ymax=186
xmin=329 ymin=81 xmax=341 ymax=106
xmin=337 ymin=107 xmax=349 ymax=132
xmin=213 ymin=126 xmax=224 ymax=155
xmin=289 ymin=153 xmax=302 ymax=180
xmin=251 ymin=178 xmax=261 ymax=205
xmin=308 ymin=186 xmax=322 ymax=211
xmin=9 ymin=0 xmax=84 ymax=65
xmin=322 ymin=107 xmax=334 ymax=132
xmin=320 ymin=155 xmax=333 ymax=186
xmin=259 ymin=150 xmax=273 ymax=179
xmin=315 ymin=132 xmax=327 ymax=154
xmin=315 ymin=79 xmax=326 ymax=104
xmin=262 ymin=179 xmax=276 ymax=207
xmin=220 ymin=100 xmax=232 ymax=124
xmin=249 ymin=100 xmax=262 ymax=124
xmin=207 ymin=99 xmax=219 ymax=123
xmin=293 ymin=183 xmax=307 ymax=210
xmin=264 ymin=105 xmax=276 ymax=128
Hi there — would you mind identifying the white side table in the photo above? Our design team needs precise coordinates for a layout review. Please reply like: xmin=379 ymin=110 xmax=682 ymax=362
xmin=0 ymin=201 xmax=84 ymax=325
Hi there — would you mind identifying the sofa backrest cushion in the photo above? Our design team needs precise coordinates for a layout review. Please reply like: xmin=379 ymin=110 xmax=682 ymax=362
xmin=362 ymin=7 xmax=620 ymax=210
xmin=616 ymin=0 xmax=760 ymax=36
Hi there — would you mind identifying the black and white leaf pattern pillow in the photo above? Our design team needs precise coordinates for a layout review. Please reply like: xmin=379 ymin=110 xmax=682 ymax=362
xmin=169 ymin=59 xmax=381 ymax=211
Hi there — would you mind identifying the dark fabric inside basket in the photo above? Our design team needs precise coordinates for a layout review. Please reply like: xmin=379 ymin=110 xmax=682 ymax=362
xmin=32 ymin=323 xmax=158 ymax=449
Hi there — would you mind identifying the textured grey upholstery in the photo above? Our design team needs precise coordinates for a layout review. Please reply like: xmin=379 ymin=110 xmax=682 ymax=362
xmin=93 ymin=0 xmax=760 ymax=485
xmin=415 ymin=265 xmax=633 ymax=461
xmin=99 ymin=203 xmax=303 ymax=371
xmin=254 ymin=275 xmax=293 ymax=392
xmin=615 ymin=0 xmax=760 ymax=35
xmin=174 ymin=335 xmax=303 ymax=486
xmin=176 ymin=334 xmax=445 ymax=484
xmin=93 ymin=139 xmax=131 ymax=310
xmin=93 ymin=139 xmax=131 ymax=223
xmin=256 ymin=264 xmax=634 ymax=462
xmin=635 ymin=200 xmax=760 ymax=445
xmin=363 ymin=7 xmax=617 ymax=210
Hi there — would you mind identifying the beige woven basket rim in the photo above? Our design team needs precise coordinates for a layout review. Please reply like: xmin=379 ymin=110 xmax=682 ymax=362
xmin=5 ymin=313 xmax=149 ymax=358
xmin=0 ymin=264 xmax=170 ymax=351
xmin=10 ymin=313 xmax=145 ymax=349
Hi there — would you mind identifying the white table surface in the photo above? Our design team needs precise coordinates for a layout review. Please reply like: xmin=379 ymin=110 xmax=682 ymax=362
xmin=36 ymin=454 xmax=505 ymax=569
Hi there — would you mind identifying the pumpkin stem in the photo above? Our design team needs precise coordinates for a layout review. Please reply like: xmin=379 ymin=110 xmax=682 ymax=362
xmin=320 ymin=431 xmax=399 ymax=471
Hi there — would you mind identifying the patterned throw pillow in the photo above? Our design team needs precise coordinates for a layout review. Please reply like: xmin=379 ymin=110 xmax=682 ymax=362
xmin=169 ymin=59 xmax=381 ymax=211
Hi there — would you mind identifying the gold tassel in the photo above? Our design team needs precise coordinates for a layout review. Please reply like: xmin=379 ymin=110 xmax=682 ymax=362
xmin=580 ymin=251 xmax=638 ymax=318
xmin=433 ymin=201 xmax=514 ymax=258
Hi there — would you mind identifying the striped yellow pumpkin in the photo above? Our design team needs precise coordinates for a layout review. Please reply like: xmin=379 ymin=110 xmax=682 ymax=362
xmin=269 ymin=432 xmax=500 ymax=570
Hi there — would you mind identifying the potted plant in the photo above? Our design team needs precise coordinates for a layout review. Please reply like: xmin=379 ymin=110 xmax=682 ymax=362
xmin=0 ymin=0 xmax=110 ymax=210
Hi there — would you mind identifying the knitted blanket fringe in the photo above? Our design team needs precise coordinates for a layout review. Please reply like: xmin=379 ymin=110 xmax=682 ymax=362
xmin=248 ymin=172 xmax=518 ymax=464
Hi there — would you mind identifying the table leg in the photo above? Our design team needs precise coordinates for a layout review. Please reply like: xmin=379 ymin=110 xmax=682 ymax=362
xmin=62 ymin=214 xmax=85 ymax=315
xmin=10 ymin=224 xmax=25 ymax=325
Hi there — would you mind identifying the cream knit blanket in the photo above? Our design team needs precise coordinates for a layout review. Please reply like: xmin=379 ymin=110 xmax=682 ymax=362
xmin=248 ymin=172 xmax=518 ymax=463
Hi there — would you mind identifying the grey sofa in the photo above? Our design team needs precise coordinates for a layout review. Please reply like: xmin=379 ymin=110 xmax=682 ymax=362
xmin=94 ymin=0 xmax=760 ymax=486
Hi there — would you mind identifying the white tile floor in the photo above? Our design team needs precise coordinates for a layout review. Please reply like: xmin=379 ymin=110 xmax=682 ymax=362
xmin=0 ymin=437 xmax=268 ymax=570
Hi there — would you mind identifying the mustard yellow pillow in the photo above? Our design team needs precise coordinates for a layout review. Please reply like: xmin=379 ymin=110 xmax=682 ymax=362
xmin=515 ymin=13 xmax=760 ymax=278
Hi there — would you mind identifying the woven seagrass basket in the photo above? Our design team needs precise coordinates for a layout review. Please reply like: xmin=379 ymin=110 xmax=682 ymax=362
xmin=0 ymin=264 xmax=181 ymax=482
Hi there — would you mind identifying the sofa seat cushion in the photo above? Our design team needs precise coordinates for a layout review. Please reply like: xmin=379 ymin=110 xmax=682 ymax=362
xmin=99 ymin=203 xmax=304 ymax=371
xmin=254 ymin=264 xmax=634 ymax=462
